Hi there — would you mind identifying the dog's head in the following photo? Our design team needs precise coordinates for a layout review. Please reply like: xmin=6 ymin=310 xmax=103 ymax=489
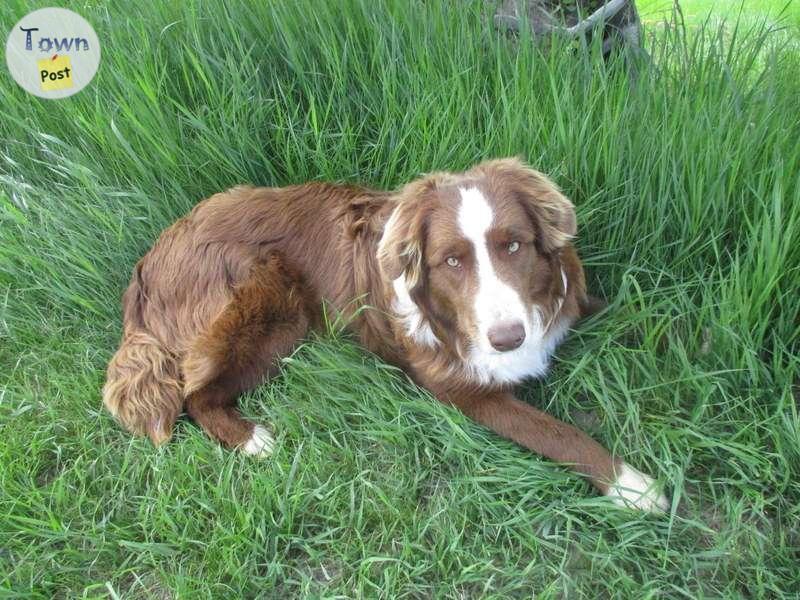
xmin=377 ymin=157 xmax=579 ymax=384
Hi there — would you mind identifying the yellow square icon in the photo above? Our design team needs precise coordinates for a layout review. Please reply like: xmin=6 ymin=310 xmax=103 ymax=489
xmin=37 ymin=54 xmax=74 ymax=91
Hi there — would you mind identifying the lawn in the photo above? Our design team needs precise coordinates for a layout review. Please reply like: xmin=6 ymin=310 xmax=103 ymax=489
xmin=1 ymin=0 xmax=799 ymax=597
xmin=636 ymin=0 xmax=800 ymax=25
xmin=638 ymin=0 xmax=800 ymax=28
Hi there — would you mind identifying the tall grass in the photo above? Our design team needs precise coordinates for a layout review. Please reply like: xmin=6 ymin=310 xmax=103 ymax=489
xmin=1 ymin=0 xmax=798 ymax=597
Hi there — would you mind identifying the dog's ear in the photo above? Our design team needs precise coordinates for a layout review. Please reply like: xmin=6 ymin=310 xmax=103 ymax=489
xmin=377 ymin=178 xmax=434 ymax=285
xmin=480 ymin=157 xmax=577 ymax=253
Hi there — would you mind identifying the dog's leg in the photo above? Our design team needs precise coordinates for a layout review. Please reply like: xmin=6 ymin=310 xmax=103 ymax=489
xmin=448 ymin=389 xmax=668 ymax=511
xmin=181 ymin=252 xmax=311 ymax=456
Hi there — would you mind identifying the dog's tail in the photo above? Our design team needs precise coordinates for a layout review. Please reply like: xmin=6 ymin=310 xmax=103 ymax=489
xmin=103 ymin=330 xmax=183 ymax=446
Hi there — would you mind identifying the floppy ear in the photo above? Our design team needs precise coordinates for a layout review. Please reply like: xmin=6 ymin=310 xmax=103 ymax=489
xmin=480 ymin=157 xmax=577 ymax=253
xmin=376 ymin=179 xmax=433 ymax=285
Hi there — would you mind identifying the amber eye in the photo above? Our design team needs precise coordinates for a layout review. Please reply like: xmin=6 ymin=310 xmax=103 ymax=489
xmin=446 ymin=256 xmax=461 ymax=268
xmin=507 ymin=241 xmax=520 ymax=254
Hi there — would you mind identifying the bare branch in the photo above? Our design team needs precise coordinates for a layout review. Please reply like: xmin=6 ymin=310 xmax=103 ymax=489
xmin=494 ymin=0 xmax=631 ymax=38
xmin=564 ymin=0 xmax=629 ymax=37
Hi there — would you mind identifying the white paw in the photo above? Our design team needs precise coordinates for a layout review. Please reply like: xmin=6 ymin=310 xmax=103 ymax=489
xmin=242 ymin=425 xmax=274 ymax=458
xmin=606 ymin=463 xmax=669 ymax=513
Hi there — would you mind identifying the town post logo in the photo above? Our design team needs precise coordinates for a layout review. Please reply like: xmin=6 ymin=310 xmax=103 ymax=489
xmin=5 ymin=8 xmax=101 ymax=99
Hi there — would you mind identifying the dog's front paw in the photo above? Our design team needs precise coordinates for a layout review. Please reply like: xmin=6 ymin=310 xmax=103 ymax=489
xmin=606 ymin=462 xmax=669 ymax=513
xmin=242 ymin=425 xmax=275 ymax=458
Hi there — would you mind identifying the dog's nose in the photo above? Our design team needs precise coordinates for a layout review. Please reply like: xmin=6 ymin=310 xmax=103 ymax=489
xmin=488 ymin=321 xmax=526 ymax=352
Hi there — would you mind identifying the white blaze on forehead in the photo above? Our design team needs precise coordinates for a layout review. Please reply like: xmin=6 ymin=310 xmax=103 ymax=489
xmin=457 ymin=186 xmax=571 ymax=385
xmin=457 ymin=187 xmax=527 ymax=343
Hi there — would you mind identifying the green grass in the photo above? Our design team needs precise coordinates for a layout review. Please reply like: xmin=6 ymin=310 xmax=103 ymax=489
xmin=639 ymin=0 xmax=800 ymax=28
xmin=1 ymin=0 xmax=799 ymax=597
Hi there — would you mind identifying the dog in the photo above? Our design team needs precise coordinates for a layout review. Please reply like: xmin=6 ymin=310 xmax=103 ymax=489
xmin=103 ymin=157 xmax=668 ymax=511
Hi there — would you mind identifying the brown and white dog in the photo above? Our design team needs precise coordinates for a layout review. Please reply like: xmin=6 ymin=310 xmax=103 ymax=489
xmin=103 ymin=158 xmax=668 ymax=511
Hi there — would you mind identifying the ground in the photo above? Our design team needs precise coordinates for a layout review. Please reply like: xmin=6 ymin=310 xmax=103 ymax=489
xmin=1 ymin=0 xmax=799 ymax=597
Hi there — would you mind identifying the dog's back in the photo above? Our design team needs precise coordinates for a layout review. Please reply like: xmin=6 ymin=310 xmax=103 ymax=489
xmin=103 ymin=182 xmax=380 ymax=446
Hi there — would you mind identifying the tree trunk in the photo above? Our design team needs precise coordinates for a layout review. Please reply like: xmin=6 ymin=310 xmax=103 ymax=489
xmin=491 ymin=0 xmax=645 ymax=58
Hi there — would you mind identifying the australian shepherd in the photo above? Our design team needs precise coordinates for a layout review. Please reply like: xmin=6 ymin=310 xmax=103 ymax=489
xmin=103 ymin=158 xmax=668 ymax=511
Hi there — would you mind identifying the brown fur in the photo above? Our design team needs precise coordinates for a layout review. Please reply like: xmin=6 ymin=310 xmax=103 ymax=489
xmin=103 ymin=158 xmax=619 ymax=492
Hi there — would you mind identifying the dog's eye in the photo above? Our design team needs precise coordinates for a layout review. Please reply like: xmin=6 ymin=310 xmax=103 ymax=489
xmin=507 ymin=241 xmax=520 ymax=254
xmin=446 ymin=256 xmax=461 ymax=268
